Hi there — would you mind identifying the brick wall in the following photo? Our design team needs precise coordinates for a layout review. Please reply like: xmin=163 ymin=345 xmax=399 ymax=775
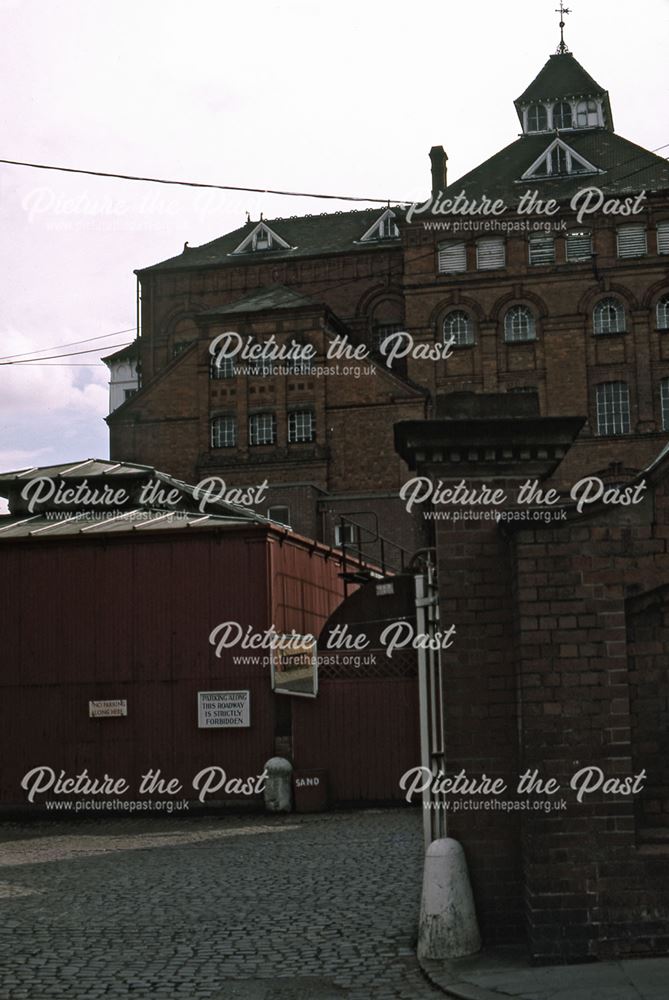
xmin=512 ymin=476 xmax=669 ymax=960
xmin=434 ymin=479 xmax=525 ymax=944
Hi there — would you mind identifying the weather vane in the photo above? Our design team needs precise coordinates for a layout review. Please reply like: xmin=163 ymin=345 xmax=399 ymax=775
xmin=556 ymin=2 xmax=572 ymax=54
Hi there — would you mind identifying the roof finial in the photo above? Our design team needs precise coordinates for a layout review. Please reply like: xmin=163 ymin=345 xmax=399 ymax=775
xmin=555 ymin=2 xmax=572 ymax=54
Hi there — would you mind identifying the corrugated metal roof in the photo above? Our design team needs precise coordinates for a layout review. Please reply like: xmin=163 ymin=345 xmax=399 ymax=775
xmin=0 ymin=459 xmax=275 ymax=526
xmin=0 ymin=459 xmax=156 ymax=484
xmin=0 ymin=508 xmax=264 ymax=539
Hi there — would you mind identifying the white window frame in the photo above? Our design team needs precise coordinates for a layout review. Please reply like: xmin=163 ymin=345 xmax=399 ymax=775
xmin=231 ymin=222 xmax=292 ymax=255
xmin=210 ymin=415 xmax=237 ymax=449
xmin=576 ymin=99 xmax=599 ymax=128
xmin=210 ymin=355 xmax=236 ymax=379
xmin=334 ymin=523 xmax=360 ymax=548
xmin=617 ymin=224 xmax=647 ymax=259
xmin=288 ymin=410 xmax=315 ymax=443
xmin=504 ymin=305 xmax=535 ymax=343
xmin=657 ymin=222 xmax=669 ymax=256
xmin=661 ymin=379 xmax=669 ymax=431
xmin=553 ymin=101 xmax=573 ymax=129
xmin=267 ymin=505 xmax=291 ymax=526
xmin=249 ymin=412 xmax=276 ymax=446
xmin=527 ymin=104 xmax=548 ymax=132
xmin=372 ymin=323 xmax=404 ymax=354
xmin=593 ymin=298 xmax=626 ymax=335
xmin=521 ymin=138 xmax=599 ymax=181
xmin=359 ymin=208 xmax=400 ymax=243
xmin=476 ymin=238 xmax=505 ymax=271
xmin=437 ymin=241 xmax=467 ymax=274
xmin=657 ymin=295 xmax=669 ymax=331
xmin=596 ymin=382 xmax=631 ymax=436
xmin=528 ymin=234 xmax=556 ymax=266
xmin=566 ymin=230 xmax=593 ymax=262
xmin=443 ymin=310 xmax=474 ymax=347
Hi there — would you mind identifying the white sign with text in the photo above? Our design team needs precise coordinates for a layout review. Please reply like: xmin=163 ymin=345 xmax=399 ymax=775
xmin=89 ymin=699 xmax=127 ymax=718
xmin=197 ymin=690 xmax=250 ymax=728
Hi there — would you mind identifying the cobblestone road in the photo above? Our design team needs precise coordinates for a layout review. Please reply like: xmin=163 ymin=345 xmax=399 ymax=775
xmin=0 ymin=809 xmax=441 ymax=999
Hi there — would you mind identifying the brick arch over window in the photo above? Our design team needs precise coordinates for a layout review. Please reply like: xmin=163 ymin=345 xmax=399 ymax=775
xmin=593 ymin=296 xmax=627 ymax=335
xmin=161 ymin=303 xmax=208 ymax=335
xmin=166 ymin=316 xmax=202 ymax=363
xmin=427 ymin=295 xmax=485 ymax=328
xmin=354 ymin=284 xmax=404 ymax=320
xmin=641 ymin=279 xmax=669 ymax=314
xmin=489 ymin=289 xmax=548 ymax=324
xmin=442 ymin=309 xmax=476 ymax=346
xmin=577 ymin=283 xmax=638 ymax=315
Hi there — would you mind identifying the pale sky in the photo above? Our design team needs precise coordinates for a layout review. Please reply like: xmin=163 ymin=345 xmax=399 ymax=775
xmin=1 ymin=0 xmax=667 ymax=489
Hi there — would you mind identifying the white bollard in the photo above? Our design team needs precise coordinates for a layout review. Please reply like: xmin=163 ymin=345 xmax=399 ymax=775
xmin=263 ymin=757 xmax=293 ymax=813
xmin=417 ymin=837 xmax=482 ymax=959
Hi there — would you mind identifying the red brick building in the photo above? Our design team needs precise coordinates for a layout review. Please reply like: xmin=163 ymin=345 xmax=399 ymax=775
xmin=107 ymin=45 xmax=669 ymax=556
xmin=396 ymin=393 xmax=669 ymax=962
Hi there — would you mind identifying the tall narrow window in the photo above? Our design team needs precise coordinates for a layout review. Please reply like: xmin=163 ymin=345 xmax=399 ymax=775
xmin=617 ymin=224 xmax=647 ymax=258
xmin=476 ymin=238 xmax=505 ymax=270
xmin=566 ymin=230 xmax=593 ymax=261
xmin=437 ymin=241 xmax=466 ymax=274
xmin=657 ymin=295 xmax=669 ymax=330
xmin=661 ymin=380 xmax=669 ymax=431
xmin=372 ymin=323 xmax=404 ymax=354
xmin=657 ymin=222 xmax=669 ymax=255
xmin=210 ymin=415 xmax=237 ymax=449
xmin=288 ymin=410 xmax=315 ymax=443
xmin=528 ymin=104 xmax=548 ymax=131
xmin=443 ymin=310 xmax=474 ymax=346
xmin=504 ymin=306 xmax=535 ymax=343
xmin=553 ymin=101 xmax=573 ymax=129
xmin=249 ymin=412 xmax=276 ymax=445
xmin=576 ymin=99 xmax=599 ymax=127
xmin=593 ymin=298 xmax=626 ymax=335
xmin=596 ymin=382 xmax=631 ymax=436
xmin=528 ymin=234 xmax=555 ymax=266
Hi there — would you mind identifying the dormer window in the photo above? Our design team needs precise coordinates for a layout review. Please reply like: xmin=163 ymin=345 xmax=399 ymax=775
xmin=232 ymin=222 xmax=291 ymax=255
xmin=359 ymin=208 xmax=400 ymax=243
xmin=521 ymin=138 xmax=599 ymax=181
xmin=527 ymin=104 xmax=548 ymax=132
xmin=576 ymin=99 xmax=599 ymax=128
xmin=553 ymin=101 xmax=573 ymax=129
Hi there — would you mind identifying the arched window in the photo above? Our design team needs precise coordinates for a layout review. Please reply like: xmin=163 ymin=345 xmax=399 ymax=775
xmin=504 ymin=305 xmax=536 ymax=343
xmin=593 ymin=298 xmax=626 ymax=335
xmin=553 ymin=101 xmax=573 ymax=129
xmin=528 ymin=104 xmax=548 ymax=132
xmin=443 ymin=310 xmax=474 ymax=346
xmin=596 ymin=382 xmax=630 ymax=436
xmin=657 ymin=295 xmax=669 ymax=330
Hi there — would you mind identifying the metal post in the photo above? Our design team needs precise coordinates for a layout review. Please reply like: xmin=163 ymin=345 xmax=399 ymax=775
xmin=415 ymin=571 xmax=433 ymax=850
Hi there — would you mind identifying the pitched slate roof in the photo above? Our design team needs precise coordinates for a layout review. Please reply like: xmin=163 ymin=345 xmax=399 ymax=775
xmin=442 ymin=130 xmax=669 ymax=206
xmin=516 ymin=52 xmax=607 ymax=104
xmin=138 ymin=207 xmax=403 ymax=275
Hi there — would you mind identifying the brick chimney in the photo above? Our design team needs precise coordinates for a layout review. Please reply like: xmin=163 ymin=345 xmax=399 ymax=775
xmin=429 ymin=145 xmax=448 ymax=197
